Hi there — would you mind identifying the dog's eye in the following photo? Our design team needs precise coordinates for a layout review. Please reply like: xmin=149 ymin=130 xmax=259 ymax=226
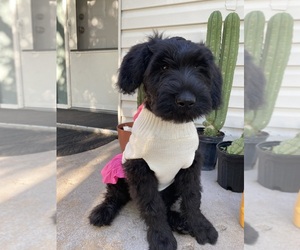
xmin=162 ymin=65 xmax=168 ymax=71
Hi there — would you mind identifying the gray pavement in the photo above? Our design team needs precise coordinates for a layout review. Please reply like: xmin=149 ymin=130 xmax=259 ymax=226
xmin=57 ymin=109 xmax=118 ymax=131
xmin=0 ymin=108 xmax=56 ymax=127
xmin=0 ymin=108 xmax=117 ymax=130
xmin=2 ymin=131 xmax=298 ymax=249
xmin=0 ymin=150 xmax=56 ymax=250
xmin=245 ymin=168 xmax=300 ymax=250
xmin=0 ymin=127 xmax=55 ymax=156
xmin=57 ymin=140 xmax=243 ymax=250
xmin=0 ymin=108 xmax=56 ymax=249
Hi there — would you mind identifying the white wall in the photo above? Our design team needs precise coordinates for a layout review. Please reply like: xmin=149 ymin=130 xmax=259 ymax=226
xmin=119 ymin=0 xmax=300 ymax=139
xmin=119 ymin=0 xmax=244 ymax=138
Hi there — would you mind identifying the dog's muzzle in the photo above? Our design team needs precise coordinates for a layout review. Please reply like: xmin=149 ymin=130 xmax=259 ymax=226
xmin=176 ymin=91 xmax=196 ymax=108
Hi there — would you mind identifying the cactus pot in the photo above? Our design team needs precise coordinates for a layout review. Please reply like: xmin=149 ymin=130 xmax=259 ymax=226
xmin=244 ymin=131 xmax=269 ymax=170
xmin=117 ymin=122 xmax=133 ymax=152
xmin=197 ymin=128 xmax=225 ymax=171
xmin=257 ymin=141 xmax=300 ymax=193
xmin=217 ymin=141 xmax=244 ymax=193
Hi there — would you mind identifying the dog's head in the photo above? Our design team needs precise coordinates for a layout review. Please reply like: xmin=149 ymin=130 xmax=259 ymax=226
xmin=117 ymin=34 xmax=222 ymax=123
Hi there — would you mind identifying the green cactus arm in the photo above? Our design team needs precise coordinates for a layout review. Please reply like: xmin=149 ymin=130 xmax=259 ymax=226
xmin=250 ymin=13 xmax=293 ymax=132
xmin=137 ymin=83 xmax=145 ymax=107
xmin=205 ymin=10 xmax=222 ymax=64
xmin=272 ymin=134 xmax=300 ymax=155
xmin=244 ymin=11 xmax=265 ymax=65
xmin=227 ymin=136 xmax=244 ymax=155
xmin=203 ymin=11 xmax=222 ymax=132
xmin=211 ymin=12 xmax=240 ymax=133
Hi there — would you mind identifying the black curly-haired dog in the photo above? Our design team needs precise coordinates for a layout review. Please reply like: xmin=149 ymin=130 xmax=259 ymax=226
xmin=89 ymin=34 xmax=222 ymax=250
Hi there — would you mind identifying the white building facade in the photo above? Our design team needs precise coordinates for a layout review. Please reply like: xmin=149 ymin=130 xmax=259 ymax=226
xmin=0 ymin=0 xmax=299 ymax=138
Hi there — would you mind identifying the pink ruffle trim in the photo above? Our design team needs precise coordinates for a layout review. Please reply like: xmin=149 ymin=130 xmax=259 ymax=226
xmin=101 ymin=154 xmax=125 ymax=184
xmin=101 ymin=104 xmax=144 ymax=184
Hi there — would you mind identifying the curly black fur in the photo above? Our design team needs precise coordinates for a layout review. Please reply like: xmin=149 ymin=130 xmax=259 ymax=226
xmin=117 ymin=34 xmax=222 ymax=123
xmin=89 ymin=34 xmax=222 ymax=250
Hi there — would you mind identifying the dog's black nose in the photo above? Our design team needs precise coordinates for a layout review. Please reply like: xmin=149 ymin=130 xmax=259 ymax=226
xmin=176 ymin=92 xmax=196 ymax=108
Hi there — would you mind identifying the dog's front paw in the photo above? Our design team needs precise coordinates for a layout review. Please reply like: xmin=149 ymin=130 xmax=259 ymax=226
xmin=88 ymin=203 xmax=116 ymax=227
xmin=193 ymin=224 xmax=218 ymax=245
xmin=168 ymin=210 xmax=189 ymax=235
xmin=148 ymin=228 xmax=177 ymax=250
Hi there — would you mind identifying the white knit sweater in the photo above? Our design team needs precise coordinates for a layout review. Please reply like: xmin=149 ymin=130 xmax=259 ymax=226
xmin=122 ymin=108 xmax=199 ymax=191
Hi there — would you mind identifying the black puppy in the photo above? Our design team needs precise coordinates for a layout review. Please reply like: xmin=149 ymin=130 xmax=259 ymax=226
xmin=89 ymin=34 xmax=222 ymax=250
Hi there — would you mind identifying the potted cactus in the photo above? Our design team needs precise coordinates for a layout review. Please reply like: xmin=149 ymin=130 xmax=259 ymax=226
xmin=216 ymin=137 xmax=244 ymax=192
xmin=219 ymin=11 xmax=294 ymax=171
xmin=243 ymin=11 xmax=294 ymax=169
xmin=257 ymin=133 xmax=300 ymax=192
xmin=215 ymin=47 xmax=264 ymax=190
xmin=198 ymin=11 xmax=240 ymax=170
xmin=216 ymin=11 xmax=293 ymax=191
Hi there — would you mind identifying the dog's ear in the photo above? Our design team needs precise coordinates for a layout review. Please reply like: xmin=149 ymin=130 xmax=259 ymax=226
xmin=209 ymin=60 xmax=223 ymax=109
xmin=117 ymin=41 xmax=154 ymax=94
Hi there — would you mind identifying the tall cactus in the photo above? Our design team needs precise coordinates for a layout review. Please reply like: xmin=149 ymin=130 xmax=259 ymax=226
xmin=227 ymin=12 xmax=294 ymax=155
xmin=244 ymin=11 xmax=265 ymax=65
xmin=245 ymin=12 xmax=293 ymax=136
xmin=203 ymin=11 xmax=222 ymax=128
xmin=244 ymin=11 xmax=266 ymax=125
xmin=206 ymin=10 xmax=222 ymax=63
xmin=204 ymin=12 xmax=240 ymax=136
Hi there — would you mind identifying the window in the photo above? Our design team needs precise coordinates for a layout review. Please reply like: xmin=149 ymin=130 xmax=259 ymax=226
xmin=31 ymin=0 xmax=56 ymax=51
xmin=76 ymin=0 xmax=118 ymax=50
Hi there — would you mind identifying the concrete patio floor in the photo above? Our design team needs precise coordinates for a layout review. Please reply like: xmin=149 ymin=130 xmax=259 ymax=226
xmin=0 ymin=150 xmax=56 ymax=250
xmin=1 ymin=129 xmax=298 ymax=249
xmin=57 ymin=140 xmax=243 ymax=250
xmin=245 ymin=169 xmax=300 ymax=249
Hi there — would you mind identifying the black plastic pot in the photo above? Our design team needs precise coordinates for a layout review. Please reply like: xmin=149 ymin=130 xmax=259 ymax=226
xmin=217 ymin=141 xmax=244 ymax=193
xmin=244 ymin=131 xmax=269 ymax=170
xmin=197 ymin=127 xmax=225 ymax=171
xmin=257 ymin=141 xmax=300 ymax=193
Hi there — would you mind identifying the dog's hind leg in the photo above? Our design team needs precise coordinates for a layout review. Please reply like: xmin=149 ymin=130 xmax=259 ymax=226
xmin=124 ymin=159 xmax=177 ymax=250
xmin=175 ymin=151 xmax=218 ymax=245
xmin=89 ymin=178 xmax=130 ymax=227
